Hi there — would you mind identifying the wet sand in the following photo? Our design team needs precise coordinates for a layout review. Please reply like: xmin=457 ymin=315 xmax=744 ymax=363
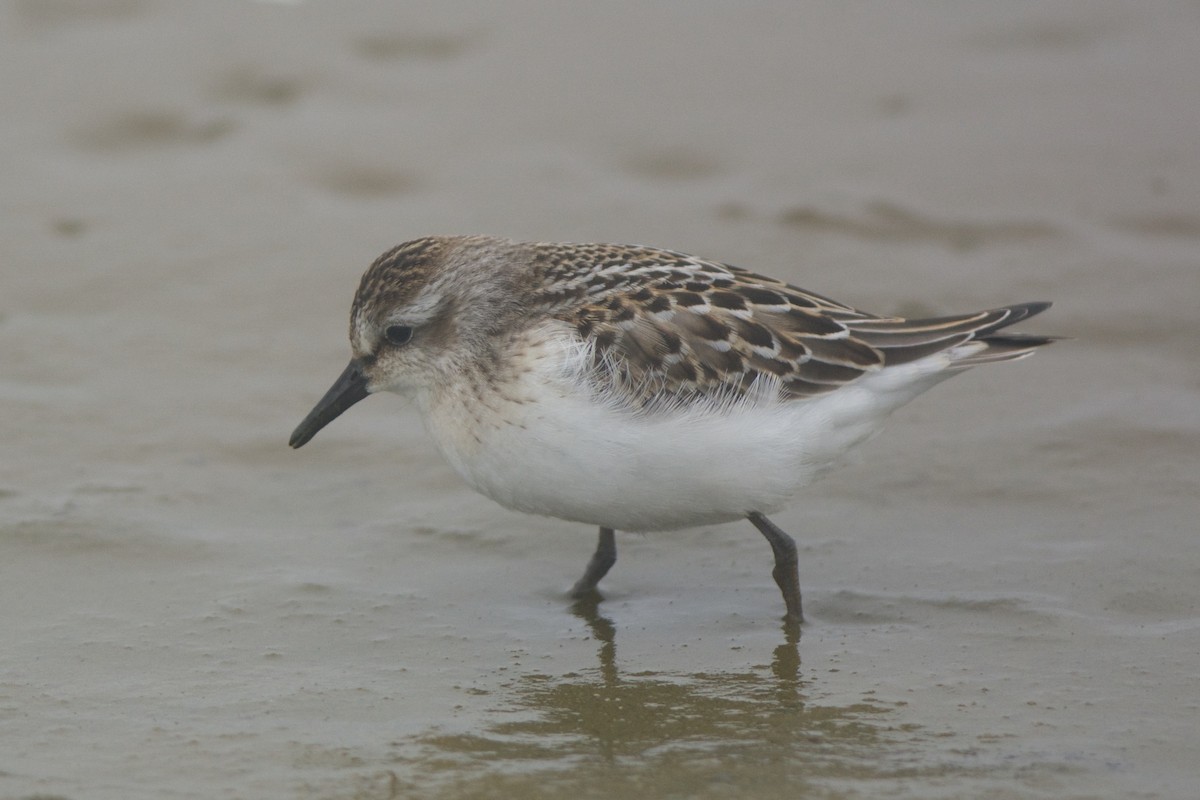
xmin=2 ymin=1 xmax=1199 ymax=798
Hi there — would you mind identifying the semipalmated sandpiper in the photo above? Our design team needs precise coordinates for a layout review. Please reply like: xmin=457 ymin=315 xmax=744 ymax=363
xmin=290 ymin=235 xmax=1055 ymax=624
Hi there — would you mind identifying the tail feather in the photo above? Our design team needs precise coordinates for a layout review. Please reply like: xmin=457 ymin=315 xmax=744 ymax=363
xmin=955 ymin=332 xmax=1064 ymax=367
xmin=845 ymin=301 xmax=1056 ymax=368
xmin=972 ymin=301 xmax=1053 ymax=337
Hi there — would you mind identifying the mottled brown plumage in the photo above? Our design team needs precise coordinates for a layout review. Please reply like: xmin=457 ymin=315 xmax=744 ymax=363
xmin=348 ymin=236 xmax=1052 ymax=413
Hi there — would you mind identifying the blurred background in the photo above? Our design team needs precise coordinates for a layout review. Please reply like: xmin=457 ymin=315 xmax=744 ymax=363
xmin=2 ymin=2 xmax=1198 ymax=798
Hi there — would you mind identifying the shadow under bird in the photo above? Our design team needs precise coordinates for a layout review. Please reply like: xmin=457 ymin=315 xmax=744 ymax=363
xmin=290 ymin=235 xmax=1056 ymax=625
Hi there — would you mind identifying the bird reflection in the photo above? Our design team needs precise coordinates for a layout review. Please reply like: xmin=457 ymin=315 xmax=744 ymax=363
xmin=569 ymin=595 xmax=801 ymax=692
xmin=392 ymin=599 xmax=905 ymax=798
xmin=405 ymin=602 xmax=899 ymax=796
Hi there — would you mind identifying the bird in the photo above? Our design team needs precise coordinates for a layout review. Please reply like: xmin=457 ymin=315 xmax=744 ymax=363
xmin=289 ymin=235 xmax=1055 ymax=625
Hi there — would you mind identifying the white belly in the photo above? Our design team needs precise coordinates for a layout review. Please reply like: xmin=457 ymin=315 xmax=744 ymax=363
xmin=414 ymin=325 xmax=932 ymax=532
xmin=428 ymin=390 xmax=811 ymax=532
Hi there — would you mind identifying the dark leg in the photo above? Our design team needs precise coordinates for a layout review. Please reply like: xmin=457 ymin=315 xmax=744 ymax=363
xmin=747 ymin=512 xmax=803 ymax=624
xmin=570 ymin=527 xmax=617 ymax=598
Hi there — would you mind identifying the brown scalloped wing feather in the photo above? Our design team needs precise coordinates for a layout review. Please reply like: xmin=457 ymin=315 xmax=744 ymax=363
xmin=543 ymin=244 xmax=1052 ymax=409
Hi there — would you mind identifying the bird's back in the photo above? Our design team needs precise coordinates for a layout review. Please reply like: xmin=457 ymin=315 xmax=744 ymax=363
xmin=527 ymin=241 xmax=1055 ymax=414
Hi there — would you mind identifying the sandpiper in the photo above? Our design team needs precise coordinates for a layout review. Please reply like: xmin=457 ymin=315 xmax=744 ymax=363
xmin=290 ymin=235 xmax=1055 ymax=624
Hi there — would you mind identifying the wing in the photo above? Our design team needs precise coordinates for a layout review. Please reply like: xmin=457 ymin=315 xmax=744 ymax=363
xmin=537 ymin=243 xmax=1051 ymax=410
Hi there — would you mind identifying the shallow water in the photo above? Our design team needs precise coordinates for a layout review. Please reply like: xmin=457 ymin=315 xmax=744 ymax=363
xmin=2 ymin=1 xmax=1199 ymax=798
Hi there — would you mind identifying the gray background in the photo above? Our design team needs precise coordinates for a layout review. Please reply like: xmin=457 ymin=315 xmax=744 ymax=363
xmin=2 ymin=2 xmax=1198 ymax=798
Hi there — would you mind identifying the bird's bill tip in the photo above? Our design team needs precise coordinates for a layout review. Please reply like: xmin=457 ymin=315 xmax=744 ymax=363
xmin=289 ymin=360 xmax=370 ymax=449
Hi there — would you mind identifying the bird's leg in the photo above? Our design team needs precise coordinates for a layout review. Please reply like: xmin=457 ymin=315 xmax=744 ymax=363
xmin=569 ymin=527 xmax=617 ymax=598
xmin=747 ymin=512 xmax=803 ymax=624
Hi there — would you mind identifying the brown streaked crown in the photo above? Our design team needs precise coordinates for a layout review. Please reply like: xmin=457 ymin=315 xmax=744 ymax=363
xmin=351 ymin=237 xmax=454 ymax=333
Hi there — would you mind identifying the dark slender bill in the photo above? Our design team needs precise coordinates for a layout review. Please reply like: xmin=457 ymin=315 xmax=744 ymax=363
xmin=289 ymin=360 xmax=371 ymax=448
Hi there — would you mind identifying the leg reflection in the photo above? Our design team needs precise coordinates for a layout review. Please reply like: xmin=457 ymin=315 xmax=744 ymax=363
xmin=772 ymin=617 xmax=801 ymax=690
xmin=569 ymin=594 xmax=618 ymax=686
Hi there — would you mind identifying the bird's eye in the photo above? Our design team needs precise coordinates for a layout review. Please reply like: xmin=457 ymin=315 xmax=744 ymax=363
xmin=384 ymin=325 xmax=413 ymax=346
